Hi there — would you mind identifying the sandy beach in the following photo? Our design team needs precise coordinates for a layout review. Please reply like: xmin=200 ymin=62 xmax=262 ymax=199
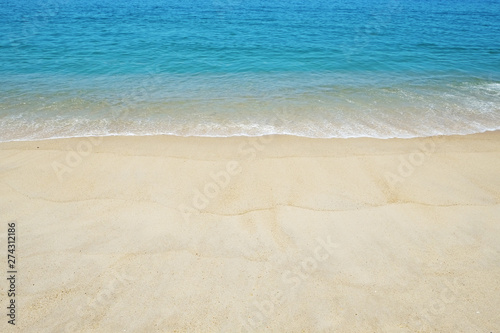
xmin=0 ymin=131 xmax=499 ymax=332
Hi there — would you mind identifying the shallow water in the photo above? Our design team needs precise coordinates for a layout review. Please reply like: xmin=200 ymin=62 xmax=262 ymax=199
xmin=1 ymin=0 xmax=499 ymax=141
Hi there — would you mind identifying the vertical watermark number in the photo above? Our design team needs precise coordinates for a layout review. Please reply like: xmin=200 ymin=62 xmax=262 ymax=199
xmin=6 ymin=221 xmax=17 ymax=326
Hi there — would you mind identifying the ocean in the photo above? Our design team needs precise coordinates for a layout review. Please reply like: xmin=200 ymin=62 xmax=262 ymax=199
xmin=0 ymin=0 xmax=499 ymax=141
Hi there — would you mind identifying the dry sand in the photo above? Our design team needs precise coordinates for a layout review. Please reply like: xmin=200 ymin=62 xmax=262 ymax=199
xmin=0 ymin=131 xmax=499 ymax=332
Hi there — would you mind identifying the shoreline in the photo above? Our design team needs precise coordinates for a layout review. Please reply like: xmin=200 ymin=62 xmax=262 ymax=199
xmin=1 ymin=127 xmax=500 ymax=144
xmin=1 ymin=131 xmax=499 ymax=332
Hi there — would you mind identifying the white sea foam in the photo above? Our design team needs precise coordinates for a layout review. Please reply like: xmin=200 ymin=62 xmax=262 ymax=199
xmin=1 ymin=80 xmax=498 ymax=142
xmin=0 ymin=111 xmax=499 ymax=142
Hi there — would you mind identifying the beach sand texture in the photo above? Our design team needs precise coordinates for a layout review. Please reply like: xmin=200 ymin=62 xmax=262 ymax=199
xmin=0 ymin=131 xmax=499 ymax=332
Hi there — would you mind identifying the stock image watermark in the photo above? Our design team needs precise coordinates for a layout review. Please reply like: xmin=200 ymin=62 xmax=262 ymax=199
xmin=63 ymin=269 xmax=135 ymax=332
xmin=411 ymin=277 xmax=461 ymax=329
xmin=50 ymin=65 xmax=164 ymax=182
xmin=51 ymin=136 xmax=103 ymax=182
xmin=240 ymin=235 xmax=340 ymax=332
xmin=6 ymin=0 xmax=65 ymax=45
xmin=384 ymin=136 xmax=441 ymax=190
xmin=6 ymin=221 xmax=17 ymax=326
xmin=178 ymin=135 xmax=275 ymax=223
xmin=342 ymin=0 xmax=402 ymax=61
xmin=409 ymin=276 xmax=489 ymax=331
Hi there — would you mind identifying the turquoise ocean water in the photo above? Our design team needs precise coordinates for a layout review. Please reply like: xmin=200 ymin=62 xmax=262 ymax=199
xmin=0 ymin=0 xmax=499 ymax=141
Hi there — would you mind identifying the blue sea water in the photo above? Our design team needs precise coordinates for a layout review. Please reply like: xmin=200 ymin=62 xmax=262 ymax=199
xmin=0 ymin=0 xmax=499 ymax=141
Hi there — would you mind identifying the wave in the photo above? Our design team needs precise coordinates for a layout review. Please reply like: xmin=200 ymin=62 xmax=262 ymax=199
xmin=1 ymin=77 xmax=499 ymax=142
xmin=1 ymin=111 xmax=499 ymax=142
